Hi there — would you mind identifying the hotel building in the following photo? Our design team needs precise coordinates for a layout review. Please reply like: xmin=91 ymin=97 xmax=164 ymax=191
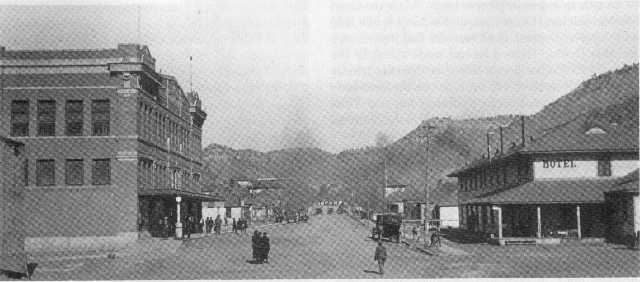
xmin=448 ymin=114 xmax=638 ymax=244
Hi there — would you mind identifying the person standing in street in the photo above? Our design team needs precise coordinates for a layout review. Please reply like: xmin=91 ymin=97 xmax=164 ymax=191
xmin=374 ymin=241 xmax=387 ymax=275
xmin=252 ymin=230 xmax=259 ymax=262
xmin=214 ymin=215 xmax=222 ymax=235
xmin=183 ymin=217 xmax=192 ymax=239
xmin=262 ymin=232 xmax=270 ymax=263
xmin=232 ymin=218 xmax=237 ymax=234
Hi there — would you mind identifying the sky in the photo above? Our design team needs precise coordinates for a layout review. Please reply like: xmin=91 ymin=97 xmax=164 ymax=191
xmin=0 ymin=0 xmax=638 ymax=153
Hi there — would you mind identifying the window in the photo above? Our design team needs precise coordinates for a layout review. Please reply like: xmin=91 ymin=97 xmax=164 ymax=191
xmin=65 ymin=159 xmax=84 ymax=185
xmin=598 ymin=158 xmax=611 ymax=177
xmin=37 ymin=100 xmax=56 ymax=136
xmin=92 ymin=159 xmax=111 ymax=185
xmin=36 ymin=159 xmax=55 ymax=186
xmin=91 ymin=100 xmax=110 ymax=136
xmin=65 ymin=100 xmax=83 ymax=136
xmin=11 ymin=100 xmax=29 ymax=136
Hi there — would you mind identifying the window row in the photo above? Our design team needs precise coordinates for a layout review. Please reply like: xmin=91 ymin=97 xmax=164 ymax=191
xmin=10 ymin=100 xmax=110 ymax=137
xmin=30 ymin=159 xmax=111 ymax=186
xmin=460 ymin=164 xmax=530 ymax=192
xmin=137 ymin=159 xmax=201 ymax=191
xmin=138 ymin=102 xmax=201 ymax=156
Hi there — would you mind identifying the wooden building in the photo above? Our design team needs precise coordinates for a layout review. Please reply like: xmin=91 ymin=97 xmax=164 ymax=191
xmin=448 ymin=114 xmax=638 ymax=244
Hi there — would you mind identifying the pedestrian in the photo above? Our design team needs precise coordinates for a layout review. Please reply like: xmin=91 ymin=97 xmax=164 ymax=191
xmin=183 ymin=217 xmax=192 ymax=239
xmin=262 ymin=232 xmax=270 ymax=263
xmin=214 ymin=215 xmax=222 ymax=235
xmin=412 ymin=226 xmax=418 ymax=240
xmin=232 ymin=218 xmax=237 ymax=234
xmin=430 ymin=228 xmax=441 ymax=247
xmin=252 ymin=230 xmax=260 ymax=262
xmin=374 ymin=241 xmax=387 ymax=274
xmin=163 ymin=216 xmax=170 ymax=238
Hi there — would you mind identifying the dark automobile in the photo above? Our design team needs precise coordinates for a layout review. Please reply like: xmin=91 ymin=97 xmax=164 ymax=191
xmin=315 ymin=208 xmax=323 ymax=215
xmin=372 ymin=213 xmax=402 ymax=243
xmin=300 ymin=214 xmax=309 ymax=222
xmin=327 ymin=208 xmax=334 ymax=214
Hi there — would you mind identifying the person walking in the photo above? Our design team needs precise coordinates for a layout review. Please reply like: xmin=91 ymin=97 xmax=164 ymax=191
xmin=263 ymin=232 xmax=271 ymax=263
xmin=183 ymin=217 xmax=192 ymax=239
xmin=252 ymin=230 xmax=260 ymax=262
xmin=374 ymin=241 xmax=387 ymax=274
xmin=430 ymin=228 xmax=441 ymax=247
xmin=232 ymin=218 xmax=237 ymax=234
xmin=214 ymin=215 xmax=222 ymax=235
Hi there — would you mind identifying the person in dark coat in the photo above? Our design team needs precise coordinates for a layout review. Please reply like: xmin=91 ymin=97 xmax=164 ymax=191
xmin=183 ymin=217 xmax=192 ymax=239
xmin=232 ymin=218 xmax=237 ymax=234
xmin=252 ymin=230 xmax=260 ymax=262
xmin=214 ymin=215 xmax=222 ymax=235
xmin=262 ymin=232 xmax=270 ymax=263
xmin=374 ymin=241 xmax=387 ymax=274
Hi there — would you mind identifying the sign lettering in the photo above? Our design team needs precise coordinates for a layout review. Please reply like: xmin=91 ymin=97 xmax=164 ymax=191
xmin=542 ymin=160 xmax=577 ymax=169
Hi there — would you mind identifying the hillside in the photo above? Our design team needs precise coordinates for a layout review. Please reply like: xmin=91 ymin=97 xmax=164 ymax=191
xmin=202 ymin=63 xmax=639 ymax=210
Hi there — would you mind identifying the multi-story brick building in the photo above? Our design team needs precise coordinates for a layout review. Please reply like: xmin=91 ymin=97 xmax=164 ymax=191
xmin=0 ymin=44 xmax=216 ymax=249
xmin=448 ymin=114 xmax=638 ymax=244
xmin=0 ymin=136 xmax=27 ymax=273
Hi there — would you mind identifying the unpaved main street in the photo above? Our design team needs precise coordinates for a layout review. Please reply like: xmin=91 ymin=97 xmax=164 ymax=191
xmin=28 ymin=214 xmax=639 ymax=280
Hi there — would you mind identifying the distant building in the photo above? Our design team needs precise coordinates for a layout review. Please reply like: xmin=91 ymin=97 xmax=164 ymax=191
xmin=448 ymin=115 xmax=638 ymax=244
xmin=430 ymin=182 xmax=459 ymax=228
xmin=0 ymin=44 xmax=217 ymax=249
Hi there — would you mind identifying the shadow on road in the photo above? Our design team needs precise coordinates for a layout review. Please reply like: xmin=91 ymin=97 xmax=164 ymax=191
xmin=363 ymin=270 xmax=380 ymax=275
xmin=440 ymin=229 xmax=486 ymax=244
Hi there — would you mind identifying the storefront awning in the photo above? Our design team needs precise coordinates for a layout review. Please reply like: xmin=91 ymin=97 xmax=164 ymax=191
xmin=138 ymin=189 xmax=222 ymax=201
xmin=465 ymin=178 xmax=620 ymax=205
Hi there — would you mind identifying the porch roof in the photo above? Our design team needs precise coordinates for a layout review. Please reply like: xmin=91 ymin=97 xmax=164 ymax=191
xmin=138 ymin=189 xmax=222 ymax=201
xmin=466 ymin=178 xmax=619 ymax=205
xmin=606 ymin=169 xmax=639 ymax=195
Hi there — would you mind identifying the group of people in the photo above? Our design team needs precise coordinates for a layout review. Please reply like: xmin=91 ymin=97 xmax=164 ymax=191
xmin=204 ymin=215 xmax=223 ymax=235
xmin=251 ymin=231 xmax=271 ymax=263
xmin=232 ymin=218 xmax=248 ymax=234
xmin=202 ymin=215 xmax=250 ymax=235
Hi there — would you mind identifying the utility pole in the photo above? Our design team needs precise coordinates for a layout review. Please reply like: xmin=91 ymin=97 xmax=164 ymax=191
xmin=419 ymin=125 xmax=436 ymax=247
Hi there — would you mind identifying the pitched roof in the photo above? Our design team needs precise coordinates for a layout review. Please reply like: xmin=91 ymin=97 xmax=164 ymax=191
xmin=448 ymin=109 xmax=638 ymax=177
xmin=606 ymin=169 xmax=639 ymax=194
xmin=520 ymin=114 xmax=638 ymax=153
xmin=466 ymin=178 xmax=619 ymax=205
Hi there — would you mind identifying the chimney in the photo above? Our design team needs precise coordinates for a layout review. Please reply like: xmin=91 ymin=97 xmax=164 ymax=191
xmin=521 ymin=116 xmax=526 ymax=147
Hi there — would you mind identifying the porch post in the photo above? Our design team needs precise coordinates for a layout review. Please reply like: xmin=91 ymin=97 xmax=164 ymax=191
xmin=477 ymin=206 xmax=482 ymax=232
xmin=496 ymin=206 xmax=503 ymax=240
xmin=576 ymin=205 xmax=581 ymax=240
xmin=536 ymin=206 xmax=541 ymax=239
xmin=175 ymin=196 xmax=183 ymax=239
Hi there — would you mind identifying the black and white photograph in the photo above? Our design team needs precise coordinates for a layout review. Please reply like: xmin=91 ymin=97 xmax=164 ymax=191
xmin=0 ymin=0 xmax=638 ymax=280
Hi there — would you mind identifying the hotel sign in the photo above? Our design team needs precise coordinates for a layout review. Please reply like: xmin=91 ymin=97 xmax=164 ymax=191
xmin=534 ymin=160 xmax=596 ymax=179
xmin=542 ymin=160 xmax=577 ymax=169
